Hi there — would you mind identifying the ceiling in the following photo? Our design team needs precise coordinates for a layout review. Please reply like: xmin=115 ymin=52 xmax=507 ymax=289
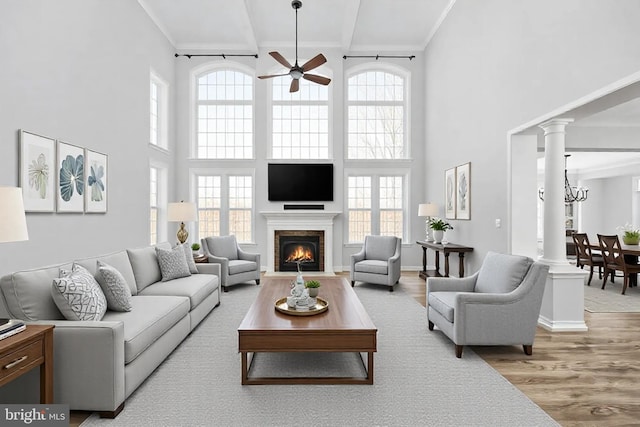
xmin=137 ymin=0 xmax=455 ymax=51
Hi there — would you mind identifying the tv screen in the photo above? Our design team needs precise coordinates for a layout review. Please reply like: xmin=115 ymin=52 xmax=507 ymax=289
xmin=268 ymin=163 xmax=334 ymax=202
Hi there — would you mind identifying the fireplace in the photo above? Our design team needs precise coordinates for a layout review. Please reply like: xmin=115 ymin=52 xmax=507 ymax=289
xmin=275 ymin=230 xmax=324 ymax=272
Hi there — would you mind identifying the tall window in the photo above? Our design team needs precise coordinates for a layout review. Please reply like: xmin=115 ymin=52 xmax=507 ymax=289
xmin=347 ymin=174 xmax=406 ymax=243
xmin=196 ymin=68 xmax=253 ymax=159
xmin=150 ymin=72 xmax=168 ymax=149
xmin=195 ymin=173 xmax=253 ymax=243
xmin=150 ymin=167 xmax=159 ymax=245
xmin=347 ymin=70 xmax=406 ymax=159
xmin=272 ymin=69 xmax=330 ymax=159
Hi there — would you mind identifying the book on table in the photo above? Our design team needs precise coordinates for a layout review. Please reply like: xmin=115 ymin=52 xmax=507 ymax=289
xmin=0 ymin=319 xmax=26 ymax=340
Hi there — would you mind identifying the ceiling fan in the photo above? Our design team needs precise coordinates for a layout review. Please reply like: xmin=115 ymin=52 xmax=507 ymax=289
xmin=258 ymin=0 xmax=331 ymax=93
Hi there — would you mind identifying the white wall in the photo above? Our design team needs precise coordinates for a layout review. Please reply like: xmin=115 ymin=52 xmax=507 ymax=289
xmin=581 ymin=176 xmax=635 ymax=238
xmin=424 ymin=0 xmax=640 ymax=273
xmin=0 ymin=0 xmax=175 ymax=276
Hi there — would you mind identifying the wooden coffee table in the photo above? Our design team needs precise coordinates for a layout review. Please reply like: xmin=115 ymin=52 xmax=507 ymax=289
xmin=238 ymin=276 xmax=377 ymax=385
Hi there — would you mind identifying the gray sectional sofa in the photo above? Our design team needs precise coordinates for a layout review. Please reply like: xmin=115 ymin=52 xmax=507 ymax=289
xmin=0 ymin=243 xmax=221 ymax=418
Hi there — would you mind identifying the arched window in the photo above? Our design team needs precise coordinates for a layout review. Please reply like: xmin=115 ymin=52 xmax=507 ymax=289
xmin=195 ymin=67 xmax=253 ymax=159
xmin=347 ymin=69 xmax=407 ymax=159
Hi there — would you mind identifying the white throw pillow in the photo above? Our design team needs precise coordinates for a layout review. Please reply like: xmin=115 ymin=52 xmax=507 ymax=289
xmin=182 ymin=243 xmax=199 ymax=274
xmin=97 ymin=260 xmax=133 ymax=312
xmin=52 ymin=264 xmax=107 ymax=321
xmin=155 ymin=246 xmax=191 ymax=281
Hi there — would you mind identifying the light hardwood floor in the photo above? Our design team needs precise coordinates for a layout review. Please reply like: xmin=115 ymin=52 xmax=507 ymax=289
xmin=71 ymin=272 xmax=640 ymax=426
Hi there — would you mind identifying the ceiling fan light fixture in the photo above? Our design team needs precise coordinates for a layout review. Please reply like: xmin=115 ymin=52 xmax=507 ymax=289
xmin=290 ymin=69 xmax=303 ymax=80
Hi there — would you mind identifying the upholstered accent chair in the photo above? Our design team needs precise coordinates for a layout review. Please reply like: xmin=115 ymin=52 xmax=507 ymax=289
xmin=201 ymin=235 xmax=260 ymax=292
xmin=350 ymin=235 xmax=402 ymax=292
xmin=427 ymin=251 xmax=549 ymax=358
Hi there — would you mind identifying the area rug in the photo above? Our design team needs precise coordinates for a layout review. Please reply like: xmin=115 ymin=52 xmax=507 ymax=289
xmin=81 ymin=282 xmax=557 ymax=427
xmin=583 ymin=280 xmax=640 ymax=312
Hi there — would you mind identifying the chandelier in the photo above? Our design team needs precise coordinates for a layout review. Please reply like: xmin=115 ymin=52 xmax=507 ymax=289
xmin=538 ymin=154 xmax=588 ymax=203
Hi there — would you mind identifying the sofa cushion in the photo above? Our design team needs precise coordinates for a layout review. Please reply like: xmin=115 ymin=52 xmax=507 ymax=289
xmin=156 ymin=246 xmax=191 ymax=281
xmin=475 ymin=251 xmax=533 ymax=294
xmin=228 ymin=260 xmax=257 ymax=275
xmin=102 ymin=295 xmax=189 ymax=364
xmin=0 ymin=264 xmax=65 ymax=320
xmin=354 ymin=260 xmax=388 ymax=275
xmin=73 ymin=250 xmax=138 ymax=296
xmin=138 ymin=274 xmax=218 ymax=310
xmin=428 ymin=292 xmax=456 ymax=323
xmin=181 ymin=243 xmax=199 ymax=274
xmin=126 ymin=244 xmax=170 ymax=292
xmin=364 ymin=236 xmax=397 ymax=261
xmin=97 ymin=261 xmax=133 ymax=312
xmin=51 ymin=264 xmax=107 ymax=321
xmin=206 ymin=235 xmax=238 ymax=260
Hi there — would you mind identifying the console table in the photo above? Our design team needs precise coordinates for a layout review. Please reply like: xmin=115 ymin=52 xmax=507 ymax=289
xmin=416 ymin=240 xmax=474 ymax=279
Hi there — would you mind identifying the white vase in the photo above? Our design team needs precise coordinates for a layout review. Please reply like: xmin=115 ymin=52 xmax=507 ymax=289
xmin=433 ymin=230 xmax=444 ymax=244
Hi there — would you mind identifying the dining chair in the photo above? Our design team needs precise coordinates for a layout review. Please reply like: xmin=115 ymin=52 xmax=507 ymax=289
xmin=572 ymin=233 xmax=604 ymax=286
xmin=597 ymin=234 xmax=640 ymax=295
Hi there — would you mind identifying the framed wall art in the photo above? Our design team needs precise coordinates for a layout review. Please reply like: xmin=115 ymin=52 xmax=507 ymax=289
xmin=85 ymin=149 xmax=108 ymax=213
xmin=19 ymin=130 xmax=56 ymax=212
xmin=456 ymin=162 xmax=471 ymax=220
xmin=444 ymin=167 xmax=456 ymax=219
xmin=56 ymin=141 xmax=85 ymax=213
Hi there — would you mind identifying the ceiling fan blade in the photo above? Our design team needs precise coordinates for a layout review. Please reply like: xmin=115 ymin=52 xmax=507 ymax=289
xmin=303 ymin=74 xmax=331 ymax=85
xmin=301 ymin=54 xmax=327 ymax=72
xmin=269 ymin=51 xmax=293 ymax=69
xmin=257 ymin=73 xmax=290 ymax=79
xmin=289 ymin=79 xmax=300 ymax=93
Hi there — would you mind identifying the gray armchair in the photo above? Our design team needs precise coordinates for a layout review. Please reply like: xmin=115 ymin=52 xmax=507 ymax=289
xmin=350 ymin=235 xmax=402 ymax=292
xmin=201 ymin=235 xmax=260 ymax=292
xmin=427 ymin=251 xmax=549 ymax=358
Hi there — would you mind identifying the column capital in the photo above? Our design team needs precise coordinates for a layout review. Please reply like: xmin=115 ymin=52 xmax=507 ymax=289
xmin=538 ymin=118 xmax=574 ymax=135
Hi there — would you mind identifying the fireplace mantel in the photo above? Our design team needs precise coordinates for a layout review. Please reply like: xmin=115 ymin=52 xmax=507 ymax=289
xmin=260 ymin=210 xmax=341 ymax=274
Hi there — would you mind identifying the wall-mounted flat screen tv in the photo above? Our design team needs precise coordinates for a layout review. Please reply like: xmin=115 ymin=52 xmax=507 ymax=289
xmin=268 ymin=163 xmax=334 ymax=202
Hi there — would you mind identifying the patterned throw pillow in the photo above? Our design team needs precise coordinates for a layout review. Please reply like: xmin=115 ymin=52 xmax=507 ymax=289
xmin=52 ymin=264 xmax=107 ymax=321
xmin=182 ymin=243 xmax=199 ymax=274
xmin=155 ymin=246 xmax=191 ymax=282
xmin=97 ymin=260 xmax=133 ymax=312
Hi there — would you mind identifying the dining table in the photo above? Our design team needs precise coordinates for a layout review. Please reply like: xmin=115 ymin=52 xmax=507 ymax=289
xmin=588 ymin=241 xmax=640 ymax=287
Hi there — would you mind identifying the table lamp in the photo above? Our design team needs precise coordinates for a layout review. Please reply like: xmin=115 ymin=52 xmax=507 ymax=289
xmin=0 ymin=187 xmax=29 ymax=244
xmin=168 ymin=201 xmax=197 ymax=245
xmin=418 ymin=203 xmax=438 ymax=242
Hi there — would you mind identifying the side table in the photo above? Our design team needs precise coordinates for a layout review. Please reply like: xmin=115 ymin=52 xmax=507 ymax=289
xmin=416 ymin=241 xmax=474 ymax=279
xmin=194 ymin=254 xmax=208 ymax=263
xmin=0 ymin=324 xmax=55 ymax=403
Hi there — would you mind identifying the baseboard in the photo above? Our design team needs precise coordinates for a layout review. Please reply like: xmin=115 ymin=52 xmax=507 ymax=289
xmin=537 ymin=315 xmax=588 ymax=332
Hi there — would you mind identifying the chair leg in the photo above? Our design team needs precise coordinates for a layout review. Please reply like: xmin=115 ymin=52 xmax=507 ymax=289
xmin=622 ymin=275 xmax=629 ymax=295
xmin=598 ymin=266 xmax=602 ymax=279
xmin=428 ymin=321 xmax=434 ymax=331
xmin=455 ymin=345 xmax=463 ymax=358
xmin=601 ymin=268 xmax=609 ymax=290
xmin=223 ymin=286 xmax=228 ymax=292
xmin=388 ymin=285 xmax=394 ymax=292
xmin=255 ymin=279 xmax=260 ymax=285
xmin=523 ymin=345 xmax=533 ymax=356
xmin=587 ymin=266 xmax=594 ymax=286
xmin=351 ymin=281 xmax=355 ymax=287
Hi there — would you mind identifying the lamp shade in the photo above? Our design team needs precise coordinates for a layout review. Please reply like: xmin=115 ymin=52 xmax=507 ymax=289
xmin=0 ymin=187 xmax=29 ymax=243
xmin=418 ymin=203 xmax=438 ymax=217
xmin=167 ymin=201 xmax=197 ymax=222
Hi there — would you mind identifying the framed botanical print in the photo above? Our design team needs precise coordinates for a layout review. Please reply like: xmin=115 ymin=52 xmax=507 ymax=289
xmin=56 ymin=141 xmax=85 ymax=213
xmin=85 ymin=149 xmax=108 ymax=213
xmin=19 ymin=130 xmax=56 ymax=212
xmin=456 ymin=162 xmax=471 ymax=220
xmin=444 ymin=167 xmax=456 ymax=219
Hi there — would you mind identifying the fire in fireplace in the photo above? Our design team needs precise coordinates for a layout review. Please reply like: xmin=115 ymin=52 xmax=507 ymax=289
xmin=275 ymin=231 xmax=324 ymax=272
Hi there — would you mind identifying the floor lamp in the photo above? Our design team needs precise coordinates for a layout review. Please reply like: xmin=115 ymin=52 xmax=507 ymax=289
xmin=0 ymin=187 xmax=29 ymax=244
xmin=418 ymin=203 xmax=438 ymax=242
xmin=168 ymin=201 xmax=197 ymax=245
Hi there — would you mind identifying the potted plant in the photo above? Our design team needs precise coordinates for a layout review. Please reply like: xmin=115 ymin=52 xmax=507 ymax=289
xmin=617 ymin=223 xmax=640 ymax=245
xmin=429 ymin=217 xmax=453 ymax=244
xmin=191 ymin=242 xmax=201 ymax=255
xmin=305 ymin=280 xmax=321 ymax=297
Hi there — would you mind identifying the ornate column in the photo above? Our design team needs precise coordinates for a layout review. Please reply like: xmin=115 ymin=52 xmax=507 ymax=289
xmin=537 ymin=118 xmax=587 ymax=332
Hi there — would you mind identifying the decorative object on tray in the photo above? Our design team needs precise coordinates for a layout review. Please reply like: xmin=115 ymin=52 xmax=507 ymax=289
xmin=617 ymin=223 xmax=640 ymax=245
xmin=275 ymin=297 xmax=329 ymax=316
xmin=429 ymin=217 xmax=453 ymax=244
xmin=191 ymin=242 xmax=201 ymax=255
xmin=305 ymin=280 xmax=320 ymax=297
